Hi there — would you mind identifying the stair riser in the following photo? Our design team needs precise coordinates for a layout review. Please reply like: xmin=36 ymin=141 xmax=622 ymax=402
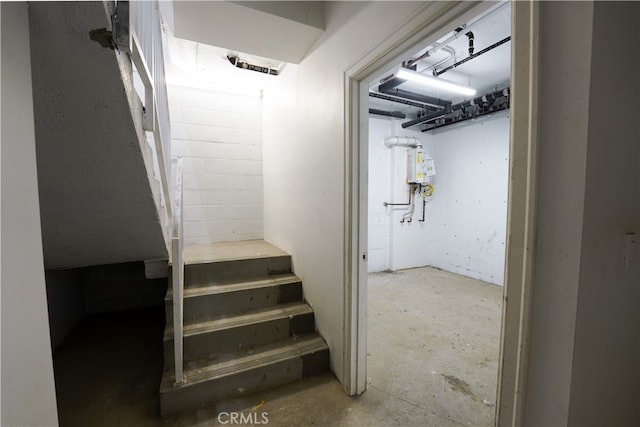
xmin=183 ymin=256 xmax=292 ymax=288
xmin=160 ymin=349 xmax=329 ymax=417
xmin=165 ymin=283 xmax=302 ymax=327
xmin=164 ymin=313 xmax=315 ymax=362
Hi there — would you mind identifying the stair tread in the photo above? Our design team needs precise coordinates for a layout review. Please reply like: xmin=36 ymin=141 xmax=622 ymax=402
xmin=160 ymin=334 xmax=327 ymax=391
xmin=164 ymin=302 xmax=313 ymax=340
xmin=183 ymin=240 xmax=289 ymax=265
xmin=166 ymin=274 xmax=300 ymax=301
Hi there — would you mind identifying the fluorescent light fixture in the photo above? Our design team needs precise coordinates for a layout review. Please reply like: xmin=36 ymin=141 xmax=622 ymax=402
xmin=396 ymin=68 xmax=476 ymax=97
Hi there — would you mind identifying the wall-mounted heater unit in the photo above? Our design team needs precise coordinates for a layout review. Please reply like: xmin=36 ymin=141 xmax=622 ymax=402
xmin=407 ymin=148 xmax=435 ymax=184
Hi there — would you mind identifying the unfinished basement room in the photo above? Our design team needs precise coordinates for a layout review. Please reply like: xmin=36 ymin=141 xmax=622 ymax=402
xmin=365 ymin=2 xmax=510 ymax=425
xmin=4 ymin=1 xmax=639 ymax=427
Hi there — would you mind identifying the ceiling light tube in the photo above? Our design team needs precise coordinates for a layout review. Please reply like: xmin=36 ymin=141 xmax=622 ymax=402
xmin=396 ymin=68 xmax=476 ymax=97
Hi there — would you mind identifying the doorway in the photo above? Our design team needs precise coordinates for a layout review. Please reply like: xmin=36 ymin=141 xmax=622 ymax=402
xmin=344 ymin=1 xmax=540 ymax=425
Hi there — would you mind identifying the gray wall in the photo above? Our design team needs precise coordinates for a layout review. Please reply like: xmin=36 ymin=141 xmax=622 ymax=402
xmin=83 ymin=262 xmax=167 ymax=314
xmin=29 ymin=1 xmax=169 ymax=270
xmin=45 ymin=262 xmax=168 ymax=350
xmin=568 ymin=2 xmax=640 ymax=425
xmin=524 ymin=2 xmax=640 ymax=425
xmin=1 ymin=3 xmax=59 ymax=425
xmin=262 ymin=0 xmax=428 ymax=382
xmin=524 ymin=2 xmax=594 ymax=423
xmin=45 ymin=269 xmax=85 ymax=350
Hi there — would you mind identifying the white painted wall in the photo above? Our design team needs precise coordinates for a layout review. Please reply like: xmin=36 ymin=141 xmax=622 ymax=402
xmin=368 ymin=113 xmax=509 ymax=286
xmin=375 ymin=121 xmax=435 ymax=271
xmin=367 ymin=117 xmax=393 ymax=272
xmin=421 ymin=114 xmax=508 ymax=284
xmin=263 ymin=1 xmax=425 ymax=382
xmin=386 ymin=122 xmax=435 ymax=271
xmin=525 ymin=2 xmax=640 ymax=424
xmin=523 ymin=3 xmax=593 ymax=424
xmin=168 ymin=84 xmax=263 ymax=244
xmin=567 ymin=2 xmax=639 ymax=424
xmin=1 ymin=3 xmax=59 ymax=425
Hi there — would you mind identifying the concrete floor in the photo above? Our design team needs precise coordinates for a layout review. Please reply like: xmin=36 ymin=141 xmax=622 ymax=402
xmin=53 ymin=266 xmax=502 ymax=426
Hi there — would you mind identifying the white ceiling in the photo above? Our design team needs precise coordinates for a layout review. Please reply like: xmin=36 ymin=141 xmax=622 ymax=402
xmin=171 ymin=1 xmax=325 ymax=64
xmin=422 ymin=1 xmax=511 ymax=95
xmin=370 ymin=1 xmax=511 ymax=118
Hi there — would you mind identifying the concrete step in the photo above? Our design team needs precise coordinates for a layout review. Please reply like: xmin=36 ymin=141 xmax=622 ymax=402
xmin=164 ymin=302 xmax=315 ymax=362
xmin=165 ymin=274 xmax=303 ymax=326
xmin=159 ymin=334 xmax=329 ymax=416
xmin=182 ymin=255 xmax=292 ymax=289
xmin=166 ymin=273 xmax=301 ymax=300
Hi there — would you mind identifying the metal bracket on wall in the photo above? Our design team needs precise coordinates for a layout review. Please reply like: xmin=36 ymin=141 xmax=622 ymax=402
xmin=111 ymin=1 xmax=130 ymax=53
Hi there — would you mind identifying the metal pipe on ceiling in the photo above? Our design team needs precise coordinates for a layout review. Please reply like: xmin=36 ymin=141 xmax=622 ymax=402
xmin=402 ymin=87 xmax=509 ymax=129
xmin=378 ymin=77 xmax=407 ymax=92
xmin=401 ymin=106 xmax=452 ymax=129
xmin=421 ymin=87 xmax=510 ymax=131
xmin=369 ymin=109 xmax=406 ymax=119
xmin=369 ymin=91 xmax=433 ymax=110
xmin=465 ymin=31 xmax=475 ymax=55
xmin=433 ymin=36 xmax=511 ymax=77
xmin=451 ymin=87 xmax=509 ymax=111
xmin=420 ymin=46 xmax=455 ymax=73
xmin=377 ymin=87 xmax=451 ymax=109
xmin=405 ymin=0 xmax=509 ymax=68
xmin=422 ymin=101 xmax=509 ymax=132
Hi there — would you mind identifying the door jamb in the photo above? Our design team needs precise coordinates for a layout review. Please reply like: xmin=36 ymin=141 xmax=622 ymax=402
xmin=342 ymin=1 xmax=541 ymax=426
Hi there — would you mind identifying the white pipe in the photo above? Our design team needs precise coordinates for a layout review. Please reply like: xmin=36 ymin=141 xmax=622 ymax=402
xmin=384 ymin=136 xmax=422 ymax=148
xmin=421 ymin=46 xmax=455 ymax=73
xmin=408 ymin=0 xmax=509 ymax=66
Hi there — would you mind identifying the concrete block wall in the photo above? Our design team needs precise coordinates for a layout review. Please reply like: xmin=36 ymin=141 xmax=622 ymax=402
xmin=368 ymin=113 xmax=509 ymax=286
xmin=387 ymin=125 xmax=435 ymax=271
xmin=45 ymin=261 xmax=168 ymax=349
xmin=168 ymin=84 xmax=263 ymax=244
xmin=83 ymin=262 xmax=167 ymax=314
xmin=367 ymin=116 xmax=436 ymax=272
xmin=367 ymin=117 xmax=393 ymax=272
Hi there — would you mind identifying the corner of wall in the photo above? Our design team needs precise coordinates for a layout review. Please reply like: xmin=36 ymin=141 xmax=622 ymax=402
xmin=1 ymin=3 xmax=59 ymax=424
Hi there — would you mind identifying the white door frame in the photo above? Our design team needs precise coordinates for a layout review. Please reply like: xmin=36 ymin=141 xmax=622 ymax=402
xmin=343 ymin=1 xmax=540 ymax=425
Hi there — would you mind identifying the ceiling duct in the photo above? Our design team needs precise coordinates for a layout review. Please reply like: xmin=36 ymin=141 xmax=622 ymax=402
xmin=227 ymin=55 xmax=279 ymax=76
xmin=433 ymin=36 xmax=511 ymax=77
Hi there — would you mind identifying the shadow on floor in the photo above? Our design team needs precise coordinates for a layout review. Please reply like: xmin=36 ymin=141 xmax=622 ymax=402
xmin=52 ymin=266 xmax=502 ymax=427
xmin=53 ymin=307 xmax=165 ymax=427
xmin=52 ymin=305 xmax=342 ymax=427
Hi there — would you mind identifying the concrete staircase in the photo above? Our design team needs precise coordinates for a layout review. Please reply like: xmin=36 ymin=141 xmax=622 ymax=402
xmin=159 ymin=241 xmax=329 ymax=416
